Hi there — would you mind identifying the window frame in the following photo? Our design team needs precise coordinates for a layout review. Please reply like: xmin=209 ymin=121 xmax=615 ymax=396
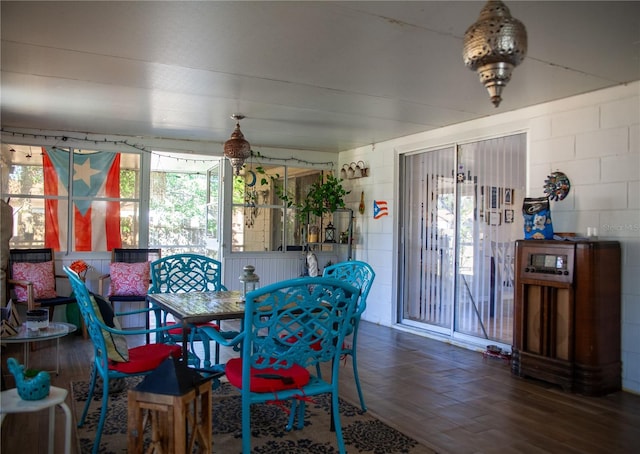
xmin=2 ymin=144 xmax=145 ymax=252
xmin=223 ymin=160 xmax=331 ymax=256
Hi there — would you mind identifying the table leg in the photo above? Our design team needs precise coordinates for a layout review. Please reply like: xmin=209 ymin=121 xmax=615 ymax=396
xmin=55 ymin=338 xmax=60 ymax=375
xmin=183 ymin=329 xmax=189 ymax=364
xmin=23 ymin=343 xmax=29 ymax=369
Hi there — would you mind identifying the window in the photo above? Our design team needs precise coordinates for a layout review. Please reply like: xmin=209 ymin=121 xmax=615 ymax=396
xmin=230 ymin=165 xmax=323 ymax=252
xmin=148 ymin=152 xmax=212 ymax=255
xmin=2 ymin=145 xmax=141 ymax=251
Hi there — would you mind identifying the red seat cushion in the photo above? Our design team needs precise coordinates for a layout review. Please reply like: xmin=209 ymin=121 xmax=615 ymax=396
xmin=108 ymin=343 xmax=182 ymax=374
xmin=165 ymin=321 xmax=220 ymax=335
xmin=225 ymin=357 xmax=310 ymax=393
xmin=280 ymin=331 xmax=323 ymax=351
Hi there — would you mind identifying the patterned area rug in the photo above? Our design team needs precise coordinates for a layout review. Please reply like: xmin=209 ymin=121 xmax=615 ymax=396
xmin=70 ymin=377 xmax=436 ymax=453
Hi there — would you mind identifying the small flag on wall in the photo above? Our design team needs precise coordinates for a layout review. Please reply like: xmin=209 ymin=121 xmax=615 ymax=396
xmin=373 ymin=200 xmax=388 ymax=219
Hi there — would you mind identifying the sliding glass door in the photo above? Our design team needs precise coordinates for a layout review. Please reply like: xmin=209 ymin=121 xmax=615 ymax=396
xmin=401 ymin=146 xmax=456 ymax=335
xmin=399 ymin=134 xmax=525 ymax=346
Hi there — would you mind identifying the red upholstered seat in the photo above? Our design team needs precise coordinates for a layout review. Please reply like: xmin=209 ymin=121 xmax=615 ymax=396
xmin=109 ymin=343 xmax=181 ymax=374
xmin=280 ymin=331 xmax=323 ymax=351
xmin=165 ymin=321 xmax=220 ymax=335
xmin=225 ymin=357 xmax=310 ymax=393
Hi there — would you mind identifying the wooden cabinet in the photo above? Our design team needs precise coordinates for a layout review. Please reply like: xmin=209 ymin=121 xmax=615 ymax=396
xmin=511 ymin=240 xmax=621 ymax=395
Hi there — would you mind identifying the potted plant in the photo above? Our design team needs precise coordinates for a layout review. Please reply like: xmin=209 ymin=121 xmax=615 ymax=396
xmin=248 ymin=161 xmax=349 ymax=234
xmin=292 ymin=174 xmax=349 ymax=244
xmin=297 ymin=173 xmax=349 ymax=221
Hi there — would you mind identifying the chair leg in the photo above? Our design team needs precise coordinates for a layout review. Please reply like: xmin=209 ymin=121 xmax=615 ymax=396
xmin=79 ymin=365 xmax=98 ymax=427
xmin=286 ymin=401 xmax=297 ymax=431
xmin=241 ymin=395 xmax=251 ymax=454
xmin=92 ymin=374 xmax=110 ymax=454
xmin=200 ymin=331 xmax=211 ymax=368
xmin=286 ymin=399 xmax=307 ymax=431
xmin=296 ymin=400 xmax=305 ymax=430
xmin=351 ymin=327 xmax=367 ymax=411
xmin=351 ymin=351 xmax=367 ymax=411
xmin=145 ymin=304 xmax=150 ymax=344
xmin=188 ymin=329 xmax=202 ymax=368
xmin=331 ymin=391 xmax=346 ymax=454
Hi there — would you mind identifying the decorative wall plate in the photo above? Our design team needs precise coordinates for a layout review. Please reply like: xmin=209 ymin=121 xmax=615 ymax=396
xmin=544 ymin=171 xmax=570 ymax=201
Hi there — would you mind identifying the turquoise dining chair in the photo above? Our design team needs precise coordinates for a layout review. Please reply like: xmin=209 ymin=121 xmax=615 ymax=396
xmin=64 ymin=266 xmax=183 ymax=454
xmin=199 ymin=276 xmax=360 ymax=454
xmin=322 ymin=260 xmax=375 ymax=411
xmin=149 ymin=253 xmax=237 ymax=367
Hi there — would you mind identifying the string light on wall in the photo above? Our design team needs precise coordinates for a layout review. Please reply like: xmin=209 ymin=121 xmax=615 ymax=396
xmin=2 ymin=128 xmax=220 ymax=165
xmin=223 ymin=114 xmax=252 ymax=176
xmin=1 ymin=128 xmax=149 ymax=152
xmin=250 ymin=150 xmax=334 ymax=169
xmin=1 ymin=127 xmax=336 ymax=169
xmin=462 ymin=0 xmax=528 ymax=107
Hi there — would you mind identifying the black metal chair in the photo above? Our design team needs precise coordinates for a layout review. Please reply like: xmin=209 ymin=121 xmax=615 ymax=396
xmin=8 ymin=248 xmax=76 ymax=319
xmin=98 ymin=248 xmax=161 ymax=342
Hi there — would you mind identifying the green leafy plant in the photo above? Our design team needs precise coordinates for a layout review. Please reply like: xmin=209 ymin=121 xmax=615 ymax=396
xmin=297 ymin=173 xmax=349 ymax=220
xmin=246 ymin=152 xmax=349 ymax=223
xmin=274 ymin=173 xmax=349 ymax=223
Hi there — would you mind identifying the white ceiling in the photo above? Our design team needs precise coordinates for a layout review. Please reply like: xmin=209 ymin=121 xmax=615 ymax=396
xmin=1 ymin=1 xmax=639 ymax=154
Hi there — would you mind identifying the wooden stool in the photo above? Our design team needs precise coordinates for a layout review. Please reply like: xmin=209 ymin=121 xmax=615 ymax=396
xmin=127 ymin=380 xmax=212 ymax=453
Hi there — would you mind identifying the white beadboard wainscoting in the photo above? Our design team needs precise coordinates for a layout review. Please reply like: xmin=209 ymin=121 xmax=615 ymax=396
xmin=48 ymin=251 xmax=340 ymax=327
xmin=223 ymin=251 xmax=340 ymax=291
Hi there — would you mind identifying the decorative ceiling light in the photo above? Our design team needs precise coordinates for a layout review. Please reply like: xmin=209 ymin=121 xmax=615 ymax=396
xmin=223 ymin=114 xmax=251 ymax=175
xmin=462 ymin=0 xmax=527 ymax=107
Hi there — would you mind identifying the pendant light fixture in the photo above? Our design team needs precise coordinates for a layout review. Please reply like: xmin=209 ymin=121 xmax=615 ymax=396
xmin=223 ymin=114 xmax=251 ymax=175
xmin=462 ymin=0 xmax=527 ymax=107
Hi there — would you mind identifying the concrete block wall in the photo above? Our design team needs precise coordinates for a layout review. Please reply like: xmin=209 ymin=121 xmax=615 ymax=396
xmin=340 ymin=82 xmax=640 ymax=393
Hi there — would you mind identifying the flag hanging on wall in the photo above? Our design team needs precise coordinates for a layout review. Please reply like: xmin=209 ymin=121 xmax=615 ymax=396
xmin=43 ymin=147 xmax=122 ymax=251
xmin=373 ymin=200 xmax=388 ymax=219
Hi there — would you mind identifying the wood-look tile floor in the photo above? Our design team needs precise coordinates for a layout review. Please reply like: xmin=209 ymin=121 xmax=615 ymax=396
xmin=2 ymin=321 xmax=639 ymax=453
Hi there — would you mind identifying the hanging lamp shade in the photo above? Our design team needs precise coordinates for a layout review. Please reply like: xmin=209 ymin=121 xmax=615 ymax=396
xmin=224 ymin=114 xmax=251 ymax=175
xmin=462 ymin=0 xmax=527 ymax=107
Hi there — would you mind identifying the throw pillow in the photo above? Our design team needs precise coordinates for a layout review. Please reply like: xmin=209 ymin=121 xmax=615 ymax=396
xmin=109 ymin=262 xmax=150 ymax=296
xmin=12 ymin=261 xmax=57 ymax=301
xmin=89 ymin=293 xmax=129 ymax=362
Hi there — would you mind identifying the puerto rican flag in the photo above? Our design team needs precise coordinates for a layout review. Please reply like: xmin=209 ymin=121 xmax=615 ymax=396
xmin=43 ymin=147 xmax=122 ymax=251
xmin=373 ymin=200 xmax=389 ymax=219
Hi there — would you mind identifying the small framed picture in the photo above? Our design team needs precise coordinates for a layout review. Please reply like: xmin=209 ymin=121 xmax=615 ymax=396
xmin=486 ymin=186 xmax=500 ymax=210
xmin=504 ymin=188 xmax=513 ymax=205
xmin=488 ymin=211 xmax=502 ymax=226
xmin=504 ymin=209 xmax=514 ymax=223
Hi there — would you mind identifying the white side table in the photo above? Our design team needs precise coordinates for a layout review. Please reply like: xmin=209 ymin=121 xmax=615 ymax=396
xmin=0 ymin=386 xmax=72 ymax=454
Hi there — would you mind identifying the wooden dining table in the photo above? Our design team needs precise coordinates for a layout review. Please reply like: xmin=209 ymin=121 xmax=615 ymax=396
xmin=146 ymin=290 xmax=246 ymax=364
